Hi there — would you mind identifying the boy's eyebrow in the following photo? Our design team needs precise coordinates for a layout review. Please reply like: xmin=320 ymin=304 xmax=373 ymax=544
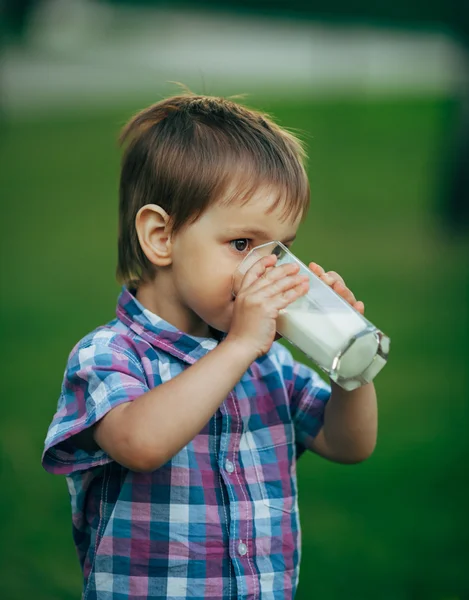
xmin=224 ymin=227 xmax=297 ymax=243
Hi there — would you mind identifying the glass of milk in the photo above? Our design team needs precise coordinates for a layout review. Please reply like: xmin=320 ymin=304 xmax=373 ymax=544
xmin=232 ymin=241 xmax=390 ymax=391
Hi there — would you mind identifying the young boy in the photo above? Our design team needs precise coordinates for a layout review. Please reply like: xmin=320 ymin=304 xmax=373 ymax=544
xmin=42 ymin=94 xmax=377 ymax=600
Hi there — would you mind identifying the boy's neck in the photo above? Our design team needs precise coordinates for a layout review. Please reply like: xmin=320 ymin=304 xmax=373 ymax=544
xmin=135 ymin=276 xmax=212 ymax=339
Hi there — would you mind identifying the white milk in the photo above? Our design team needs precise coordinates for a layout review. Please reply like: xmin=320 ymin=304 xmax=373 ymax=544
xmin=277 ymin=308 xmax=379 ymax=379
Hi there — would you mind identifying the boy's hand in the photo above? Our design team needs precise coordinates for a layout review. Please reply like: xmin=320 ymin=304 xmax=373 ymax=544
xmin=309 ymin=262 xmax=365 ymax=314
xmin=227 ymin=254 xmax=310 ymax=359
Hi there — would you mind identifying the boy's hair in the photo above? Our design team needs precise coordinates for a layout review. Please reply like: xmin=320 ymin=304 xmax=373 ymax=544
xmin=117 ymin=93 xmax=310 ymax=287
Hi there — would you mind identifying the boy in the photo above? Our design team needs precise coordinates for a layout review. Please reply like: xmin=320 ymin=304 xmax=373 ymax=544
xmin=43 ymin=94 xmax=377 ymax=600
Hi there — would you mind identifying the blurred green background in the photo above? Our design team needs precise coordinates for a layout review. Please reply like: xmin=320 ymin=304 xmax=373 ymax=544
xmin=1 ymin=1 xmax=469 ymax=599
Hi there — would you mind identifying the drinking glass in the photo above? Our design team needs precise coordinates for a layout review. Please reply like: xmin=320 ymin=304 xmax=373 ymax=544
xmin=232 ymin=241 xmax=390 ymax=391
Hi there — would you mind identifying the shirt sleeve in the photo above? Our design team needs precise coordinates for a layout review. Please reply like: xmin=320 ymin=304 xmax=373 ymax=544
xmin=42 ymin=341 xmax=150 ymax=474
xmin=274 ymin=342 xmax=331 ymax=458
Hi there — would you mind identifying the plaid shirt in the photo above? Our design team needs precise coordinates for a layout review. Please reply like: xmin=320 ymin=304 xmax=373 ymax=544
xmin=43 ymin=287 xmax=330 ymax=600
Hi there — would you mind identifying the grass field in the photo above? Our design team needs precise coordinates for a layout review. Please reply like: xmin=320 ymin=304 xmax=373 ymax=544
xmin=0 ymin=95 xmax=468 ymax=600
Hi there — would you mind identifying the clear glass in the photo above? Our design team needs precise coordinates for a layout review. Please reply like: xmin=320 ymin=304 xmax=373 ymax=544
xmin=232 ymin=241 xmax=390 ymax=391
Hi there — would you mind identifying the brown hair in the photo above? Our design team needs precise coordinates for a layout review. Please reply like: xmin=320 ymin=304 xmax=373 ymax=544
xmin=117 ymin=93 xmax=310 ymax=287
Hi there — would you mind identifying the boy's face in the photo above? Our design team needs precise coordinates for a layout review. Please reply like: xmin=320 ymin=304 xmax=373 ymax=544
xmin=169 ymin=187 xmax=302 ymax=336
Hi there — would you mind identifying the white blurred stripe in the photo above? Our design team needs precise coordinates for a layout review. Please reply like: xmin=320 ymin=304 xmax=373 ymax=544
xmin=2 ymin=0 xmax=468 ymax=115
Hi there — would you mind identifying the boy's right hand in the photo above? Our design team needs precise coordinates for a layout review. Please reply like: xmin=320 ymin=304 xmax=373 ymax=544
xmin=226 ymin=254 xmax=310 ymax=360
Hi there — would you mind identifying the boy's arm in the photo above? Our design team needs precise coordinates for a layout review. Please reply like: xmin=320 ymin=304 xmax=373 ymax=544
xmin=307 ymin=381 xmax=377 ymax=463
xmin=92 ymin=338 xmax=254 ymax=472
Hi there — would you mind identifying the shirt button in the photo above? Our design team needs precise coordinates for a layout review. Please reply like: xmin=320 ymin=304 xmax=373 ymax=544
xmin=238 ymin=541 xmax=248 ymax=556
xmin=224 ymin=459 xmax=235 ymax=473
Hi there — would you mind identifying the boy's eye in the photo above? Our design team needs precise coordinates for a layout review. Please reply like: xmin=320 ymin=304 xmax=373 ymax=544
xmin=230 ymin=239 xmax=250 ymax=253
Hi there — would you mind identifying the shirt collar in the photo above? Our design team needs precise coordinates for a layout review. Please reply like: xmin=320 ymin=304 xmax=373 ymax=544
xmin=116 ymin=286 xmax=224 ymax=364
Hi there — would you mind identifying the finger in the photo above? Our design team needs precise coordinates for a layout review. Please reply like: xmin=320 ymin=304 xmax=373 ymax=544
xmin=332 ymin=280 xmax=356 ymax=305
xmin=247 ymin=270 xmax=308 ymax=298
xmin=274 ymin=281 xmax=309 ymax=310
xmin=354 ymin=301 xmax=365 ymax=314
xmin=239 ymin=254 xmax=278 ymax=291
xmin=309 ymin=262 xmax=325 ymax=278
xmin=321 ymin=270 xmax=345 ymax=286
xmin=261 ymin=273 xmax=310 ymax=298
xmin=244 ymin=261 xmax=300 ymax=294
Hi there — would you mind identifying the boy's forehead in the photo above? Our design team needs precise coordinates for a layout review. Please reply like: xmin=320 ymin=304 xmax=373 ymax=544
xmin=213 ymin=189 xmax=301 ymax=231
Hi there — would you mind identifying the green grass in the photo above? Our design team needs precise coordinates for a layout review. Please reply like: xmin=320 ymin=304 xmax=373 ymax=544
xmin=1 ymin=95 xmax=468 ymax=600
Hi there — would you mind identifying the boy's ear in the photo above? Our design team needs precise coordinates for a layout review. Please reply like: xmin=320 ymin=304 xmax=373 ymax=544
xmin=135 ymin=204 xmax=173 ymax=267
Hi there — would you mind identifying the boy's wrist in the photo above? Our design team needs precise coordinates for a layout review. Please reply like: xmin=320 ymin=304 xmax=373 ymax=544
xmin=221 ymin=335 xmax=258 ymax=367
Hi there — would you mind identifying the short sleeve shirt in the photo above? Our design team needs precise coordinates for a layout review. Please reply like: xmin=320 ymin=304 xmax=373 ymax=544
xmin=43 ymin=287 xmax=330 ymax=600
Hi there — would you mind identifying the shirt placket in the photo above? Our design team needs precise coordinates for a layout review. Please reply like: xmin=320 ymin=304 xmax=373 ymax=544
xmin=219 ymin=391 xmax=258 ymax=600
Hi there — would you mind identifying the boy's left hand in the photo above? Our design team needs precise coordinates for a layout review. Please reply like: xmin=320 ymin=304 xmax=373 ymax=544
xmin=309 ymin=262 xmax=365 ymax=315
